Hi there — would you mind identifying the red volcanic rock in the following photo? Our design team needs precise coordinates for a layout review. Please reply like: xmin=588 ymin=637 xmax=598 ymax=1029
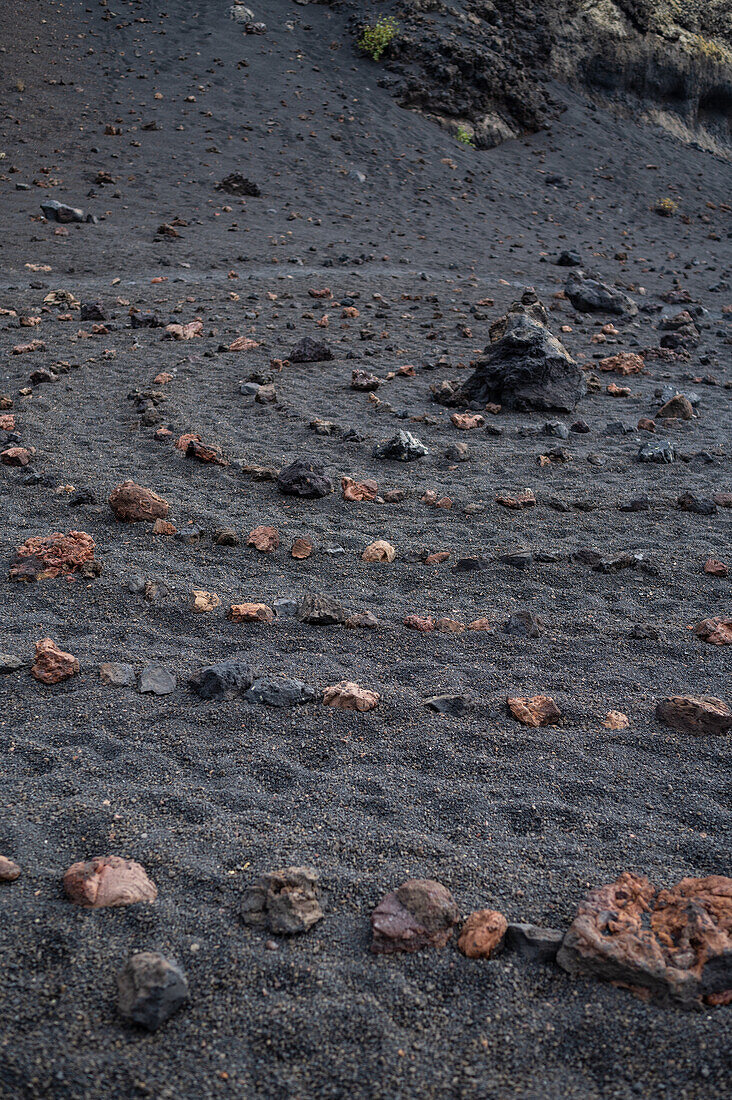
xmin=557 ymin=872 xmax=732 ymax=1008
xmin=291 ymin=537 xmax=313 ymax=560
xmin=10 ymin=530 xmax=97 ymax=581
xmin=63 ymin=855 xmax=157 ymax=908
xmin=597 ymin=353 xmax=644 ymax=375
xmin=656 ymin=696 xmax=732 ymax=736
xmin=109 ymin=481 xmax=169 ymax=522
xmin=692 ymin=617 xmax=732 ymax=645
xmin=404 ymin=614 xmax=435 ymax=632
xmin=1 ymin=447 xmax=34 ymax=466
xmin=371 ymin=879 xmax=460 ymax=954
xmin=0 ymin=856 xmax=21 ymax=882
xmin=507 ymin=695 xmax=562 ymax=727
xmin=30 ymin=638 xmax=79 ymax=684
xmin=458 ymin=910 xmax=508 ymax=959
xmin=495 ymin=489 xmax=536 ymax=509
xmin=451 ymin=412 xmax=484 ymax=430
xmin=248 ymin=526 xmax=279 ymax=552
xmin=342 ymin=477 xmax=378 ymax=502
xmin=704 ymin=559 xmax=728 ymax=578
xmin=322 ymin=681 xmax=379 ymax=712
xmin=228 ymin=603 xmax=275 ymax=624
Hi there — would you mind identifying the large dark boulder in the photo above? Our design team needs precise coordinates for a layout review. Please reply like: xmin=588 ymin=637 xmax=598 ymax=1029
xmin=277 ymin=459 xmax=333 ymax=498
xmin=565 ymin=272 xmax=638 ymax=316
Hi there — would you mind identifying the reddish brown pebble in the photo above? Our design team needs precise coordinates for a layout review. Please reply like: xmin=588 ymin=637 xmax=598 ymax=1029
xmin=704 ymin=558 xmax=728 ymax=578
xmin=495 ymin=490 xmax=536 ymax=509
xmin=322 ymin=681 xmax=380 ymax=711
xmin=228 ymin=603 xmax=275 ymax=623
xmin=1 ymin=447 xmax=34 ymax=467
xmin=362 ymin=540 xmax=395 ymax=563
xmin=458 ymin=910 xmax=508 ymax=959
xmin=248 ymin=525 xmax=279 ymax=552
xmin=603 ymin=711 xmax=630 ymax=730
xmin=451 ymin=412 xmax=484 ymax=430
xmin=0 ymin=856 xmax=21 ymax=882
xmin=30 ymin=638 xmax=79 ymax=684
xmin=342 ymin=477 xmax=378 ymax=502
xmin=467 ymin=617 xmax=493 ymax=631
xmin=507 ymin=695 xmax=562 ymax=727
xmin=692 ymin=617 xmax=732 ymax=645
xmin=371 ymin=879 xmax=460 ymax=954
xmin=597 ymin=353 xmax=645 ymax=375
xmin=424 ymin=551 xmax=451 ymax=565
xmin=10 ymin=530 xmax=96 ymax=581
xmin=291 ymin=537 xmax=313 ymax=559
xmin=637 ymin=417 xmax=656 ymax=432
xmin=109 ymin=481 xmax=169 ymax=522
xmin=656 ymin=696 xmax=732 ymax=736
xmin=63 ymin=855 xmax=157 ymax=908
xmin=152 ymin=519 xmax=176 ymax=536
xmin=434 ymin=618 xmax=465 ymax=633
xmin=404 ymin=614 xmax=435 ymax=632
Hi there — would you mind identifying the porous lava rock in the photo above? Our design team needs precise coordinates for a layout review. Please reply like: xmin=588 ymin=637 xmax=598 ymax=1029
xmin=117 ymin=952 xmax=189 ymax=1031
xmin=277 ymin=459 xmax=333 ymax=498
xmin=371 ymin=879 xmax=460 ymax=954
xmin=63 ymin=855 xmax=157 ymax=908
xmin=9 ymin=530 xmax=98 ymax=581
xmin=458 ymin=910 xmax=508 ymax=959
xmin=565 ymin=272 xmax=638 ymax=316
xmin=322 ymin=681 xmax=380 ymax=712
xmin=656 ymin=696 xmax=732 ymax=736
xmin=557 ymin=872 xmax=732 ymax=1008
xmin=241 ymin=867 xmax=323 ymax=934
xmin=692 ymin=618 xmax=732 ymax=645
xmin=507 ymin=695 xmax=562 ymax=727
xmin=109 ymin=481 xmax=170 ymax=522
xmin=296 ymin=595 xmax=349 ymax=625
xmin=289 ymin=336 xmax=333 ymax=363
xmin=190 ymin=656 xmax=255 ymax=699
xmin=30 ymin=638 xmax=79 ymax=684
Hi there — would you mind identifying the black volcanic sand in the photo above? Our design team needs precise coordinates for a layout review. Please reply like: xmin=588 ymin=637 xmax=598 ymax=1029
xmin=1 ymin=2 xmax=731 ymax=1098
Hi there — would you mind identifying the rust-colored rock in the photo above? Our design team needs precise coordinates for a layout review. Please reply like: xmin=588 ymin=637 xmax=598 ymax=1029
xmin=656 ymin=696 xmax=732 ymax=737
xmin=371 ymin=879 xmax=460 ymax=954
xmin=692 ymin=617 xmax=732 ymax=645
xmin=248 ymin=525 xmax=279 ymax=552
xmin=291 ymin=537 xmax=313 ymax=560
xmin=153 ymin=372 xmax=173 ymax=385
xmin=657 ymin=394 xmax=694 ymax=420
xmin=346 ymin=611 xmax=379 ymax=629
xmin=109 ymin=481 xmax=169 ymax=523
xmin=227 ymin=335 xmax=259 ymax=351
xmin=451 ymin=412 xmax=484 ymax=430
xmin=704 ymin=558 xmax=728 ymax=578
xmin=152 ymin=519 xmax=176 ymax=536
xmin=495 ymin=489 xmax=536 ymax=509
xmin=164 ymin=320 xmax=203 ymax=340
xmin=175 ymin=432 xmax=200 ymax=452
xmin=362 ymin=540 xmax=395 ymax=563
xmin=10 ymin=530 xmax=97 ymax=581
xmin=637 ymin=417 xmax=656 ymax=432
xmin=0 ymin=414 xmax=16 ymax=431
xmin=507 ymin=695 xmax=562 ymax=727
xmin=228 ymin=603 xmax=275 ymax=624
xmin=434 ymin=618 xmax=465 ymax=633
xmin=424 ymin=551 xmax=450 ymax=565
xmin=0 ymin=856 xmax=21 ymax=882
xmin=63 ymin=855 xmax=157 ymax=908
xmin=1 ymin=447 xmax=34 ymax=467
xmin=322 ymin=681 xmax=380 ymax=712
xmin=342 ymin=477 xmax=378 ymax=502
xmin=467 ymin=617 xmax=493 ymax=632
xmin=185 ymin=438 xmax=228 ymax=465
xmin=30 ymin=638 xmax=79 ymax=684
xmin=188 ymin=590 xmax=220 ymax=613
xmin=607 ymin=383 xmax=631 ymax=397
xmin=603 ymin=711 xmax=630 ymax=730
xmin=557 ymin=872 xmax=732 ymax=1008
xmin=421 ymin=490 xmax=452 ymax=509
xmin=597 ymin=353 xmax=645 ymax=375
xmin=458 ymin=909 xmax=508 ymax=959
xmin=404 ymin=614 xmax=435 ymax=632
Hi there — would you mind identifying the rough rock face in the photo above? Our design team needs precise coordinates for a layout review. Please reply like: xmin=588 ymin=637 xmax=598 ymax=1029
xmin=277 ymin=459 xmax=333 ymax=498
xmin=371 ymin=879 xmax=460 ymax=954
xmin=322 ymin=681 xmax=380 ymax=712
xmin=458 ymin=910 xmax=508 ymax=959
xmin=507 ymin=695 xmax=562 ymax=727
xmin=109 ymin=481 xmax=170 ymax=522
xmin=117 ymin=952 xmax=189 ymax=1031
xmin=443 ymin=309 xmax=585 ymax=413
xmin=9 ymin=531 xmax=98 ymax=581
xmin=30 ymin=638 xmax=79 ymax=684
xmin=241 ymin=867 xmax=324 ymax=934
xmin=565 ymin=272 xmax=638 ymax=316
xmin=190 ymin=656 xmax=255 ymax=699
xmin=656 ymin=696 xmax=732 ymax=736
xmin=557 ymin=872 xmax=732 ymax=1009
xmin=296 ymin=595 xmax=350 ymax=625
xmin=63 ymin=855 xmax=157 ymax=908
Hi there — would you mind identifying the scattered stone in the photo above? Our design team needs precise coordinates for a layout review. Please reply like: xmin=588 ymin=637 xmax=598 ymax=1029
xmin=362 ymin=540 xmax=395 ymax=563
xmin=245 ymin=678 xmax=318 ymax=706
xmin=351 ymin=369 xmax=380 ymax=391
xmin=458 ymin=910 xmax=508 ymax=959
xmin=373 ymin=431 xmax=429 ymax=461
xmin=712 ymin=492 xmax=732 ymax=508
xmin=507 ymin=695 xmax=561 ymax=727
xmin=117 ymin=952 xmax=189 ymax=1031
xmin=63 ymin=855 xmax=157 ymax=908
xmin=152 ymin=519 xmax=176 ymax=536
xmin=190 ymin=656 xmax=254 ymax=699
xmin=41 ymin=199 xmax=94 ymax=224
xmin=424 ymin=694 xmax=475 ymax=717
xmin=248 ymin=525 xmax=279 ymax=552
xmin=139 ymin=666 xmax=176 ymax=695
xmin=214 ymin=528 xmax=240 ymax=546
xmin=656 ymin=696 xmax=732 ymax=736
xmin=638 ymin=440 xmax=675 ymax=464
xmin=322 ymin=681 xmax=379 ymax=711
xmin=346 ymin=611 xmax=379 ymax=629
xmin=0 ymin=654 xmax=25 ymax=674
xmin=404 ymin=614 xmax=436 ymax=632
xmin=445 ymin=442 xmax=470 ymax=462
xmin=228 ymin=603 xmax=275 ymax=623
xmin=289 ymin=336 xmax=333 ymax=363
xmin=99 ymin=662 xmax=136 ymax=688
xmin=291 ymin=537 xmax=313 ymax=559
xmin=296 ymin=595 xmax=349 ymax=625
xmin=505 ymin=923 xmax=563 ymax=964
xmin=0 ymin=856 xmax=21 ymax=882
xmin=1 ymin=447 xmax=34 ymax=466
xmin=565 ymin=272 xmax=637 ymax=316
xmin=603 ymin=711 xmax=630 ymax=730
xmin=165 ymin=320 xmax=203 ymax=341
xmin=109 ymin=481 xmax=170 ymax=522
xmin=692 ymin=618 xmax=732 ymax=646
xmin=467 ymin=617 xmax=493 ymax=631
xmin=495 ymin=489 xmax=536 ymax=510
xmin=241 ymin=867 xmax=323 ymax=934
xmin=597 ymin=353 xmax=644 ymax=375
xmin=31 ymin=638 xmax=79 ymax=684
xmin=371 ymin=879 xmax=460 ymax=954
xmin=216 ymin=173 xmax=260 ymax=197
xmin=188 ymin=590 xmax=221 ymax=613
xmin=451 ymin=412 xmax=484 ymax=430
xmin=9 ymin=530 xmax=97 ymax=581
xmin=557 ymin=872 xmax=732 ymax=1008
xmin=505 ymin=610 xmax=545 ymax=637
xmin=657 ymin=394 xmax=694 ymax=420
xmin=434 ymin=618 xmax=465 ymax=633
xmin=277 ymin=460 xmax=333 ymax=498
xmin=342 ymin=477 xmax=378 ymax=501
xmin=704 ymin=559 xmax=728 ymax=578
xmin=677 ymin=492 xmax=717 ymax=516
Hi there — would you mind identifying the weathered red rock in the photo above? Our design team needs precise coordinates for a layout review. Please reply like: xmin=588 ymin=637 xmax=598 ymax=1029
xmin=63 ymin=855 xmax=157 ymax=908
xmin=188 ymin=590 xmax=220 ymax=613
xmin=1 ymin=447 xmax=34 ymax=466
xmin=342 ymin=476 xmax=378 ymax=502
xmin=346 ymin=611 xmax=379 ymax=629
xmin=603 ymin=711 xmax=630 ymax=730
xmin=657 ymin=394 xmax=694 ymax=419
xmin=164 ymin=320 xmax=202 ymax=340
xmin=507 ymin=695 xmax=562 ymax=727
xmin=109 ymin=481 xmax=169 ymax=522
xmin=607 ymin=383 xmax=631 ymax=397
xmin=451 ymin=412 xmax=484 ymax=430
xmin=10 ymin=530 xmax=97 ymax=581
xmin=227 ymin=335 xmax=259 ymax=351
xmin=495 ymin=489 xmax=536 ymax=509
xmin=637 ymin=417 xmax=656 ymax=432
xmin=30 ymin=638 xmax=79 ymax=684
xmin=467 ymin=617 xmax=493 ymax=631
xmin=404 ymin=614 xmax=435 ymax=632
xmin=704 ymin=558 xmax=729 ymax=578
xmin=424 ymin=551 xmax=450 ymax=565
xmin=656 ymin=696 xmax=732 ymax=736
xmin=362 ymin=540 xmax=395 ymax=563
xmin=248 ymin=526 xmax=279 ymax=552
xmin=692 ymin=617 xmax=732 ymax=645
xmin=434 ymin=618 xmax=465 ymax=633
xmin=180 ymin=436 xmax=228 ymax=465
xmin=0 ymin=856 xmax=21 ymax=882
xmin=0 ymin=414 xmax=16 ymax=431
xmin=371 ymin=879 xmax=460 ymax=954
xmin=557 ymin=872 xmax=732 ymax=1008
xmin=152 ymin=519 xmax=176 ymax=536
xmin=322 ymin=681 xmax=380 ymax=712
xmin=458 ymin=909 xmax=508 ymax=959
xmin=228 ymin=603 xmax=275 ymax=623
xmin=597 ymin=352 xmax=644 ymax=375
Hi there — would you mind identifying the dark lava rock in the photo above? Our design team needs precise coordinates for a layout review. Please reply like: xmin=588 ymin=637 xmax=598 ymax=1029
xmin=445 ymin=442 xmax=470 ymax=462
xmin=544 ymin=420 xmax=570 ymax=439
xmin=68 ymin=487 xmax=97 ymax=507
xmin=453 ymin=556 xmax=490 ymax=572
xmin=505 ymin=610 xmax=545 ymax=637
xmin=424 ymin=694 xmax=475 ymax=718
xmin=80 ymin=302 xmax=106 ymax=322
xmin=296 ymin=595 xmax=349 ymax=625
xmin=241 ymin=866 xmax=323 ymax=934
xmin=40 ymin=199 xmax=95 ymax=224
xmin=565 ymin=272 xmax=638 ymax=316
xmin=213 ymin=527 xmax=240 ymax=546
xmin=657 ymin=394 xmax=694 ymax=420
xmin=116 ymin=952 xmax=188 ymax=1031
xmin=500 ymin=549 xmax=533 ymax=569
xmin=244 ymin=677 xmax=318 ymax=706
xmin=0 ymin=654 xmax=25 ymax=674
xmin=557 ymin=872 xmax=732 ymax=1009
xmin=277 ymin=459 xmax=333 ymax=498
xmin=557 ymin=250 xmax=581 ymax=267
xmin=677 ymin=492 xmax=717 ymax=516
xmin=372 ymin=431 xmax=429 ymax=461
xmin=505 ymin=923 xmax=564 ymax=964
xmin=656 ymin=696 xmax=732 ymax=737
xmin=138 ymin=666 xmax=176 ymax=695
xmin=216 ymin=173 xmax=260 ymax=197
xmin=638 ymin=440 xmax=675 ymax=464
xmin=371 ymin=879 xmax=460 ymax=955
xmin=190 ymin=656 xmax=254 ymax=700
xmin=630 ymin=622 xmax=663 ymax=642
xmin=445 ymin=313 xmax=585 ymax=413
xmin=289 ymin=336 xmax=333 ymax=363
xmin=619 ymin=495 xmax=651 ymax=512
xmin=130 ymin=310 xmax=163 ymax=328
